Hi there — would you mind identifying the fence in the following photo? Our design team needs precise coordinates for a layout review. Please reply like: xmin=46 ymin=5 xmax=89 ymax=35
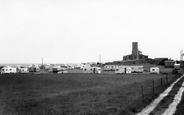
xmin=140 ymin=73 xmax=182 ymax=101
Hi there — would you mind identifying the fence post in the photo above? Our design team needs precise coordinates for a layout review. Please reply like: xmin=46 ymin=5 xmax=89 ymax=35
xmin=175 ymin=74 xmax=177 ymax=78
xmin=165 ymin=73 xmax=168 ymax=84
xmin=153 ymin=80 xmax=155 ymax=94
xmin=141 ymin=86 xmax=144 ymax=100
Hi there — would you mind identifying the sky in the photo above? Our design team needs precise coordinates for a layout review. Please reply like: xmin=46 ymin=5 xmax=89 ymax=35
xmin=0 ymin=0 xmax=184 ymax=64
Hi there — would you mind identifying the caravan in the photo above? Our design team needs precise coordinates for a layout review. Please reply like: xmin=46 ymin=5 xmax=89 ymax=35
xmin=1 ymin=66 xmax=17 ymax=74
xmin=115 ymin=66 xmax=131 ymax=74
xmin=150 ymin=67 xmax=159 ymax=74
xmin=130 ymin=65 xmax=144 ymax=73
xmin=52 ymin=66 xmax=68 ymax=74
xmin=83 ymin=67 xmax=101 ymax=74
xmin=29 ymin=66 xmax=40 ymax=72
xmin=104 ymin=65 xmax=118 ymax=71
xmin=19 ymin=67 xmax=29 ymax=73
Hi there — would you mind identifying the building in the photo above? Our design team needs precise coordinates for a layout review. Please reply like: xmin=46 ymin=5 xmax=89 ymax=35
xmin=164 ymin=61 xmax=175 ymax=68
xmin=123 ymin=42 xmax=148 ymax=60
xmin=180 ymin=61 xmax=184 ymax=68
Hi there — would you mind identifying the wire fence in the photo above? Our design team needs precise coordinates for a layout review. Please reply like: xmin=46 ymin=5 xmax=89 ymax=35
xmin=140 ymin=73 xmax=182 ymax=101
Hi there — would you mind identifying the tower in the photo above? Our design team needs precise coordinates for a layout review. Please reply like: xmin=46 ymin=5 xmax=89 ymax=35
xmin=132 ymin=42 xmax=139 ymax=60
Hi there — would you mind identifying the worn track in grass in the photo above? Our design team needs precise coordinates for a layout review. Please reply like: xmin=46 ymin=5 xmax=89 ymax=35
xmin=150 ymin=76 xmax=184 ymax=115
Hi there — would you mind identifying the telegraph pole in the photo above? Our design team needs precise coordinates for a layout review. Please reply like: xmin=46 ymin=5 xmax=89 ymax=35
xmin=180 ymin=50 xmax=183 ymax=61
xmin=180 ymin=50 xmax=184 ymax=73
xmin=42 ymin=57 xmax=43 ymax=69
xmin=99 ymin=54 xmax=101 ymax=64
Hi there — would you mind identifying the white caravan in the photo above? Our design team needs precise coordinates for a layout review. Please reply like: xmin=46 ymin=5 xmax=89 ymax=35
xmin=115 ymin=67 xmax=131 ymax=74
xmin=104 ymin=65 xmax=119 ymax=71
xmin=1 ymin=66 xmax=17 ymax=74
xmin=52 ymin=66 xmax=68 ymax=74
xmin=150 ymin=67 xmax=160 ymax=74
xmin=80 ymin=63 xmax=91 ymax=69
xmin=19 ymin=67 xmax=29 ymax=73
xmin=130 ymin=65 xmax=144 ymax=73
xmin=83 ymin=67 xmax=101 ymax=74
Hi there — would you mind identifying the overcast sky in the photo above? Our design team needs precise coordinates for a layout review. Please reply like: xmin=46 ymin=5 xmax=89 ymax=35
xmin=0 ymin=0 xmax=184 ymax=64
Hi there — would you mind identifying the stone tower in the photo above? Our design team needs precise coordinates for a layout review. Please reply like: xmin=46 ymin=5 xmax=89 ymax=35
xmin=132 ymin=42 xmax=139 ymax=60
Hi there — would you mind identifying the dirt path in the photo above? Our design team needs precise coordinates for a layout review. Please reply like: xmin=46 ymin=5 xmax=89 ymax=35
xmin=173 ymin=83 xmax=184 ymax=115
xmin=162 ymin=81 xmax=184 ymax=115
xmin=149 ymin=76 xmax=184 ymax=115
xmin=136 ymin=75 xmax=184 ymax=115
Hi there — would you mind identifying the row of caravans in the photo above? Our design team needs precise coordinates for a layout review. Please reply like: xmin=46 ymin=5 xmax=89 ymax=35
xmin=0 ymin=66 xmax=67 ymax=74
xmin=1 ymin=66 xmax=17 ymax=74
xmin=0 ymin=65 xmax=159 ymax=74
xmin=114 ymin=66 xmax=160 ymax=74
xmin=104 ymin=65 xmax=144 ymax=73
xmin=0 ymin=65 xmax=41 ymax=74
xmin=0 ymin=63 xmax=96 ymax=74
xmin=0 ymin=64 xmax=69 ymax=74
xmin=0 ymin=66 xmax=30 ymax=74
xmin=115 ymin=66 xmax=144 ymax=74
xmin=50 ymin=65 xmax=101 ymax=74
xmin=104 ymin=65 xmax=161 ymax=74
xmin=46 ymin=65 xmax=102 ymax=74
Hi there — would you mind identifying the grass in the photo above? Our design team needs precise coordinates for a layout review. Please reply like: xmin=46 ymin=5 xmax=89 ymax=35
xmin=0 ymin=73 xmax=179 ymax=115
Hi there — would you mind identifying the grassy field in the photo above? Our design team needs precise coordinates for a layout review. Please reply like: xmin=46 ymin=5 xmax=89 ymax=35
xmin=0 ymin=73 xmax=179 ymax=115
